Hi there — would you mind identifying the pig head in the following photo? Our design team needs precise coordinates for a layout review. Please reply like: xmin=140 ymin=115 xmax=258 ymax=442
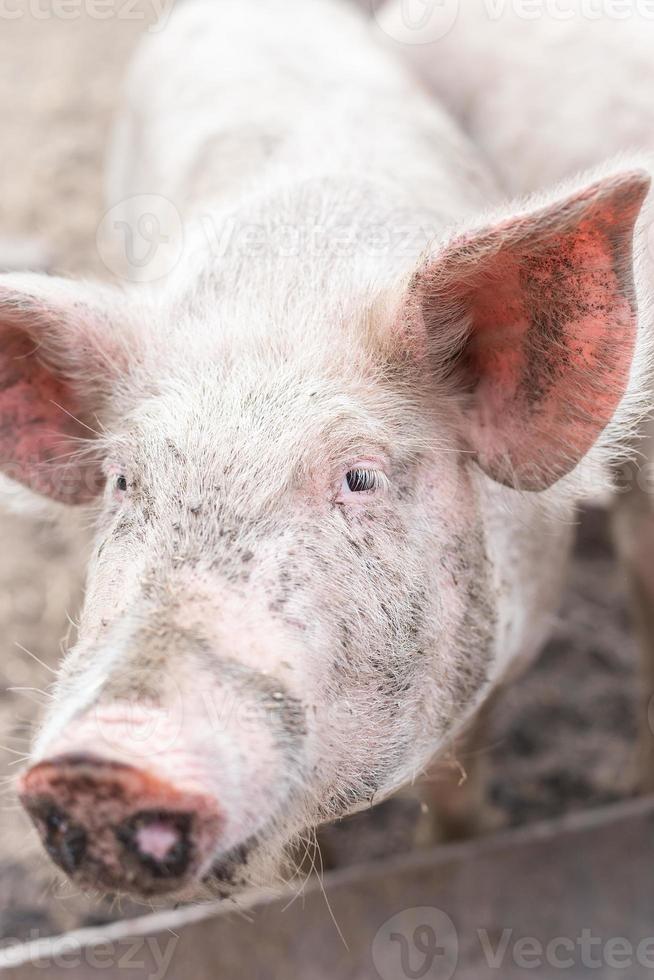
xmin=6 ymin=163 xmax=648 ymax=899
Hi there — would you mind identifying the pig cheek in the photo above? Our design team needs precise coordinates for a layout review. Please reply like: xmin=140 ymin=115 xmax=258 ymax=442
xmin=320 ymin=510 xmax=426 ymax=721
xmin=417 ymin=460 xmax=493 ymax=668
xmin=421 ymin=458 xmax=480 ymax=586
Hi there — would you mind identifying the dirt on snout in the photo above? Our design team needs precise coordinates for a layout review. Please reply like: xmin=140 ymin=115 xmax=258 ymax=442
xmin=0 ymin=0 xmax=644 ymax=944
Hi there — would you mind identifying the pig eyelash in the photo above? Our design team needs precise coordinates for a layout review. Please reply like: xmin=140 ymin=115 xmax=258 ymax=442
xmin=337 ymin=465 xmax=389 ymax=503
xmin=346 ymin=469 xmax=381 ymax=492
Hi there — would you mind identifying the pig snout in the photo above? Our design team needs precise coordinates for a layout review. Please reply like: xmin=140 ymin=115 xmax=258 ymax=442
xmin=18 ymin=754 xmax=222 ymax=896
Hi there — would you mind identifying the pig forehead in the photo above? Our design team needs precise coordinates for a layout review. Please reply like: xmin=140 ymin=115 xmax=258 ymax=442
xmin=110 ymin=361 xmax=428 ymax=475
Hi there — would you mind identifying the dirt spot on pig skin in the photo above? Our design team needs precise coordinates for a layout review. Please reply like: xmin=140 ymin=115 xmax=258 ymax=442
xmin=197 ymin=656 xmax=308 ymax=742
xmin=164 ymin=437 xmax=186 ymax=466
xmin=206 ymin=838 xmax=255 ymax=889
xmin=516 ymin=231 xmax=628 ymax=413
xmin=446 ymin=530 xmax=497 ymax=713
xmin=97 ymin=622 xmax=308 ymax=743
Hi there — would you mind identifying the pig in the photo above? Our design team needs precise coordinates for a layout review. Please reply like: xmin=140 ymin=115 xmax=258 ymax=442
xmin=375 ymin=0 xmax=654 ymax=784
xmin=8 ymin=0 xmax=651 ymax=900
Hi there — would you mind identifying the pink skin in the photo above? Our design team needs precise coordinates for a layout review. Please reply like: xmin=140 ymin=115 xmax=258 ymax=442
xmin=36 ymin=690 xmax=289 ymax=833
xmin=0 ymin=326 xmax=101 ymax=502
xmin=136 ymin=822 xmax=181 ymax=862
xmin=42 ymin=707 xmax=218 ymax=796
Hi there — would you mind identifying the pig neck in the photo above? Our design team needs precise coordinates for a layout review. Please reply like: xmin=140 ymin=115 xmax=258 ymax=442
xmin=151 ymin=55 xmax=500 ymax=321
xmin=171 ymin=91 xmax=497 ymax=282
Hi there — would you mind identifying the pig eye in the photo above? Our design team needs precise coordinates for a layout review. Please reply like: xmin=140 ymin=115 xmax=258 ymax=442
xmin=346 ymin=469 xmax=379 ymax=492
xmin=115 ymin=475 xmax=128 ymax=492
xmin=337 ymin=466 xmax=387 ymax=503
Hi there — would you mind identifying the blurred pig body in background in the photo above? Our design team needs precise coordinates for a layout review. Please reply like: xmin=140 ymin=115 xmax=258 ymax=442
xmin=2 ymin=0 xmax=650 ymax=899
xmin=377 ymin=3 xmax=654 ymax=195
xmin=377 ymin=0 xmax=654 ymax=783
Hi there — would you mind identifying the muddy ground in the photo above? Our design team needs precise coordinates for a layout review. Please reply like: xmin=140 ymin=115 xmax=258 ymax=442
xmin=0 ymin=0 xmax=644 ymax=945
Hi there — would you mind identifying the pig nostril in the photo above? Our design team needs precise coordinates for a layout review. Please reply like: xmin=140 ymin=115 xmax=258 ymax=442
xmin=116 ymin=811 xmax=192 ymax=879
xmin=40 ymin=805 xmax=87 ymax=874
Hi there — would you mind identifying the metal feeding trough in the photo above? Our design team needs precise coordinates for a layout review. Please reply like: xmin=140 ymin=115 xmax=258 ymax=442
xmin=1 ymin=795 xmax=652 ymax=979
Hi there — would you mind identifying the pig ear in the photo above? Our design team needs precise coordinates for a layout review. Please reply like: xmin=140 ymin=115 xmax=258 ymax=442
xmin=407 ymin=171 xmax=650 ymax=490
xmin=0 ymin=274 xmax=127 ymax=504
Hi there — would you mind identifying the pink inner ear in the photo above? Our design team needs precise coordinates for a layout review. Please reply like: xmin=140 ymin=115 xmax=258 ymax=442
xmin=0 ymin=327 xmax=103 ymax=503
xmin=446 ymin=174 xmax=648 ymax=490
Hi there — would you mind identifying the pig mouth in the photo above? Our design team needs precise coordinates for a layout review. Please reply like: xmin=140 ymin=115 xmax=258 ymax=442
xmin=18 ymin=754 xmax=224 ymax=898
